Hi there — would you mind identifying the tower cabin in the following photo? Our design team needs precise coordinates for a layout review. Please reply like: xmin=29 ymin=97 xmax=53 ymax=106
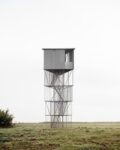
xmin=43 ymin=48 xmax=74 ymax=71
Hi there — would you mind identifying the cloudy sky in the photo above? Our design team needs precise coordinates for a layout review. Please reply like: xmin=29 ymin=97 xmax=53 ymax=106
xmin=0 ymin=0 xmax=120 ymax=122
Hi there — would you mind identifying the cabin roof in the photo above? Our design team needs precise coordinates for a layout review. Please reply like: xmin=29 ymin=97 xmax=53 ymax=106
xmin=42 ymin=48 xmax=75 ymax=50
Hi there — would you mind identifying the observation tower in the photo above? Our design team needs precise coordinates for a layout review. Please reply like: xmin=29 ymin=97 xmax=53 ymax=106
xmin=43 ymin=48 xmax=74 ymax=128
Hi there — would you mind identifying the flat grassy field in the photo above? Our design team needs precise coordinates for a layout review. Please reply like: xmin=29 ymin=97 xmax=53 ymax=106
xmin=0 ymin=122 xmax=120 ymax=150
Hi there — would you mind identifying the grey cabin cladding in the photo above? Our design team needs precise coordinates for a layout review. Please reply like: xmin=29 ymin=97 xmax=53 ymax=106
xmin=43 ymin=48 xmax=74 ymax=70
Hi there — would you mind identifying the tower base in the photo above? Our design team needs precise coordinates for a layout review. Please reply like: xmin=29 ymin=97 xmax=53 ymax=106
xmin=44 ymin=70 xmax=73 ymax=128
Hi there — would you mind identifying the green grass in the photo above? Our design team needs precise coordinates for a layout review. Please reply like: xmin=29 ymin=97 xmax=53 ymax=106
xmin=0 ymin=122 xmax=120 ymax=150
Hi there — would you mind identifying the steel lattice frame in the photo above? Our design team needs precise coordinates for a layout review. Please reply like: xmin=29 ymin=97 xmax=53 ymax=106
xmin=44 ymin=70 xmax=73 ymax=128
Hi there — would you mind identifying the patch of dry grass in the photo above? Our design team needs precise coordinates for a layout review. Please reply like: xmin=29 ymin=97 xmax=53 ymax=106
xmin=0 ymin=123 xmax=120 ymax=150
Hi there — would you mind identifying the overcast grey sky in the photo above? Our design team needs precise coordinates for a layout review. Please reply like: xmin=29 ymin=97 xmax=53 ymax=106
xmin=0 ymin=0 xmax=120 ymax=122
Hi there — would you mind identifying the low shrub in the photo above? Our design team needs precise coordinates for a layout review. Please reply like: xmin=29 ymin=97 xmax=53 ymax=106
xmin=0 ymin=109 xmax=13 ymax=127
